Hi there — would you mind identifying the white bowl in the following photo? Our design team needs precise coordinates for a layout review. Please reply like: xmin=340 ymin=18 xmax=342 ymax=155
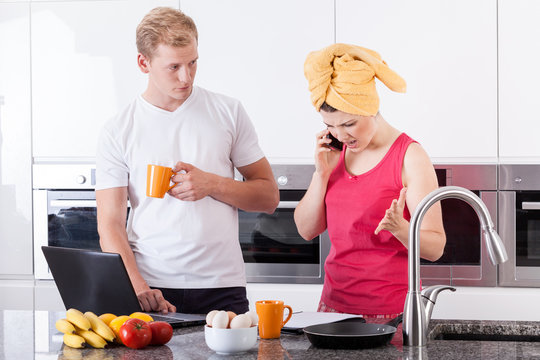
xmin=204 ymin=325 xmax=258 ymax=354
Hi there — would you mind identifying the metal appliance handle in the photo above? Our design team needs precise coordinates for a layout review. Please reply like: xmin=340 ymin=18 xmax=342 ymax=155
xmin=278 ymin=201 xmax=299 ymax=209
xmin=523 ymin=202 xmax=540 ymax=210
xmin=50 ymin=200 xmax=132 ymax=208
xmin=50 ymin=200 xmax=97 ymax=207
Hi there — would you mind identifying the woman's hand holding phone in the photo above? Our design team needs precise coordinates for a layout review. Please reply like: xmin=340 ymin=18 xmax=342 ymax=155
xmin=314 ymin=130 xmax=341 ymax=177
xmin=327 ymin=133 xmax=343 ymax=151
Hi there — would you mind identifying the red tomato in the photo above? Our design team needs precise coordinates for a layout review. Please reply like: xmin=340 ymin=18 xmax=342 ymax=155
xmin=149 ymin=321 xmax=173 ymax=345
xmin=119 ymin=318 xmax=152 ymax=349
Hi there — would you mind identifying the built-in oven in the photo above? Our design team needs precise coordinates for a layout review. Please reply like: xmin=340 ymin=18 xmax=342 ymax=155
xmin=33 ymin=163 xmax=329 ymax=283
xmin=422 ymin=164 xmax=498 ymax=286
xmin=33 ymin=163 xmax=498 ymax=287
xmin=33 ymin=163 xmax=100 ymax=279
xmin=238 ymin=165 xmax=330 ymax=284
xmin=499 ymin=164 xmax=540 ymax=286
xmin=240 ymin=164 xmax=499 ymax=286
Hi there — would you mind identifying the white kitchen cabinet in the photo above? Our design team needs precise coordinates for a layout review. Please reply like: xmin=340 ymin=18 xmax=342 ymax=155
xmin=0 ymin=281 xmax=34 ymax=310
xmin=0 ymin=2 xmax=33 ymax=276
xmin=180 ymin=0 xmax=334 ymax=163
xmin=34 ymin=281 xmax=65 ymax=311
xmin=246 ymin=283 xmax=540 ymax=321
xmin=498 ymin=0 xmax=540 ymax=163
xmin=336 ymin=0 xmax=498 ymax=162
xmin=246 ymin=283 xmax=322 ymax=313
xmin=31 ymin=0 xmax=179 ymax=159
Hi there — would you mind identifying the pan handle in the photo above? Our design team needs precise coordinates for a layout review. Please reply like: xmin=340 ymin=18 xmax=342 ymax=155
xmin=385 ymin=314 xmax=403 ymax=328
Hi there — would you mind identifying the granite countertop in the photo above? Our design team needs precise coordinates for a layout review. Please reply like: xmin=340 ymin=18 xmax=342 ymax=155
xmin=4 ymin=310 xmax=540 ymax=360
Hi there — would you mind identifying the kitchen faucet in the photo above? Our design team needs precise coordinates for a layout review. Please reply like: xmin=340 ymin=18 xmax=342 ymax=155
xmin=403 ymin=186 xmax=508 ymax=347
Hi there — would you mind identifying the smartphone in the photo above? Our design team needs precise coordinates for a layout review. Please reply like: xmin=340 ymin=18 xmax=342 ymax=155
xmin=327 ymin=133 xmax=343 ymax=151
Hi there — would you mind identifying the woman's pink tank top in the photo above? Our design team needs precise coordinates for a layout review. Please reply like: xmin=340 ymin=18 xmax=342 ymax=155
xmin=322 ymin=133 xmax=416 ymax=315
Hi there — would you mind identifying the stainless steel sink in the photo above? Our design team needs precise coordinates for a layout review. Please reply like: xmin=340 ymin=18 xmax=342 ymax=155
xmin=429 ymin=319 xmax=540 ymax=342
xmin=434 ymin=332 xmax=540 ymax=342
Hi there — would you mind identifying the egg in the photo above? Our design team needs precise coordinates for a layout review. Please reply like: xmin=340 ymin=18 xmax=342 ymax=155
xmin=212 ymin=310 xmax=229 ymax=329
xmin=226 ymin=311 xmax=237 ymax=328
xmin=244 ymin=310 xmax=259 ymax=326
xmin=206 ymin=310 xmax=219 ymax=326
xmin=229 ymin=314 xmax=252 ymax=329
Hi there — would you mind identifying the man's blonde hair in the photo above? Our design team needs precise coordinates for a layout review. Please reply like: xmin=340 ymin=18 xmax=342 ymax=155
xmin=136 ymin=7 xmax=198 ymax=60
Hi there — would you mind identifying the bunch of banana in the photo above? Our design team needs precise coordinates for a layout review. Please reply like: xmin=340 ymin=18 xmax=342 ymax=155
xmin=84 ymin=311 xmax=116 ymax=342
xmin=56 ymin=308 xmax=116 ymax=349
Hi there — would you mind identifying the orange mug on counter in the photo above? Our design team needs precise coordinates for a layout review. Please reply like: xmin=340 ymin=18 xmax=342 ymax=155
xmin=255 ymin=300 xmax=293 ymax=339
xmin=146 ymin=164 xmax=177 ymax=198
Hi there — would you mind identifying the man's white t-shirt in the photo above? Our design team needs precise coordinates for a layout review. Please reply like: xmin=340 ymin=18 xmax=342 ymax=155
xmin=95 ymin=86 xmax=264 ymax=289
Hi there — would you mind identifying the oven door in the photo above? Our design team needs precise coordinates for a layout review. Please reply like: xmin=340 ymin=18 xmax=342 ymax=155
xmin=239 ymin=190 xmax=330 ymax=284
xmin=420 ymin=190 xmax=498 ymax=286
xmin=499 ymin=191 xmax=540 ymax=286
xmin=33 ymin=189 xmax=112 ymax=279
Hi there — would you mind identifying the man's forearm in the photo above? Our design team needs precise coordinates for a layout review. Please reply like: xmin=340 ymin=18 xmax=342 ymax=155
xmin=99 ymin=226 xmax=149 ymax=294
xmin=211 ymin=175 xmax=279 ymax=214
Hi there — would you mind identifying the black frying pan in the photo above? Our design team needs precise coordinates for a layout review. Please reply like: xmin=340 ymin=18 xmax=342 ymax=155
xmin=303 ymin=315 xmax=402 ymax=349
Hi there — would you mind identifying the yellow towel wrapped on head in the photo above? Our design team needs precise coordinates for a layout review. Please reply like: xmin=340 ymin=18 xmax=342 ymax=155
xmin=304 ymin=43 xmax=406 ymax=116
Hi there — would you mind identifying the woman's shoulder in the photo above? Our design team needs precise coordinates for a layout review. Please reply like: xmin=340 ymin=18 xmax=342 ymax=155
xmin=403 ymin=141 xmax=432 ymax=168
xmin=402 ymin=141 xmax=437 ymax=186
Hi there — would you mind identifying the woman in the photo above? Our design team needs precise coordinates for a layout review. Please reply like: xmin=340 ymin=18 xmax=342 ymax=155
xmin=294 ymin=43 xmax=446 ymax=323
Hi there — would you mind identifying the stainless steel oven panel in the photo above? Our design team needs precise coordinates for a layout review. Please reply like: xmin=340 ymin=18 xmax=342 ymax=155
xmin=240 ymin=164 xmax=329 ymax=284
xmin=498 ymin=191 xmax=540 ymax=286
xmin=499 ymin=165 xmax=540 ymax=286
xmin=515 ymin=267 xmax=540 ymax=280
xmin=500 ymin=164 xmax=540 ymax=191
xmin=271 ymin=164 xmax=315 ymax=190
xmin=420 ymin=191 xmax=498 ymax=286
xmin=245 ymin=231 xmax=331 ymax=284
xmin=498 ymin=191 xmax=520 ymax=285
xmin=420 ymin=266 xmax=451 ymax=286
xmin=434 ymin=164 xmax=497 ymax=190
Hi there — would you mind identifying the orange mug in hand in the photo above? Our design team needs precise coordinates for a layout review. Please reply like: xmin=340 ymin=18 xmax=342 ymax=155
xmin=255 ymin=300 xmax=293 ymax=339
xmin=146 ymin=164 xmax=177 ymax=198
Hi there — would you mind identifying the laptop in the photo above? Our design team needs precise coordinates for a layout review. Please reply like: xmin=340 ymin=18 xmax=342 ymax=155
xmin=41 ymin=246 xmax=206 ymax=328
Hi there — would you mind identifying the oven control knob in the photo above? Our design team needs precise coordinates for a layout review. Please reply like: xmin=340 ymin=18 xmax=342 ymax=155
xmin=277 ymin=175 xmax=288 ymax=186
xmin=76 ymin=175 xmax=87 ymax=184
xmin=514 ymin=177 xmax=522 ymax=184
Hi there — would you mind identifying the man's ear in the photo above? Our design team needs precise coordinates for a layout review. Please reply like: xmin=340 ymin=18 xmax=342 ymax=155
xmin=137 ymin=53 xmax=150 ymax=74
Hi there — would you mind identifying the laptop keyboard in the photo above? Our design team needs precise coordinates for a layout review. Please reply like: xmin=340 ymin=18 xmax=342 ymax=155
xmin=150 ymin=314 xmax=182 ymax=322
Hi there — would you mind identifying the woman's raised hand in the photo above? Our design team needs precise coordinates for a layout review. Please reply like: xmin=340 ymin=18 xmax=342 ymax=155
xmin=375 ymin=187 xmax=409 ymax=237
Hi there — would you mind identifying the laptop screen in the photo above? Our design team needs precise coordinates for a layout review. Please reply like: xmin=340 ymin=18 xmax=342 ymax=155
xmin=42 ymin=246 xmax=147 ymax=315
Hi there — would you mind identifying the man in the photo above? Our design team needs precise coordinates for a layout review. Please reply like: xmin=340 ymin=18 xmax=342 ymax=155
xmin=95 ymin=7 xmax=279 ymax=314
